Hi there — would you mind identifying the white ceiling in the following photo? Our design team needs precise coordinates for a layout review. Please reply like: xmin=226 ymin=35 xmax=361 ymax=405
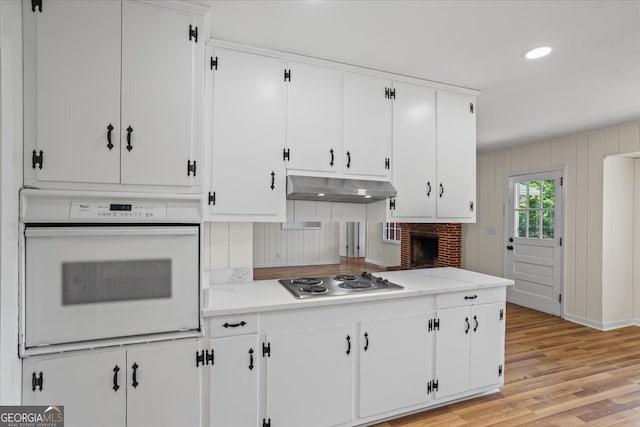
xmin=209 ymin=1 xmax=640 ymax=152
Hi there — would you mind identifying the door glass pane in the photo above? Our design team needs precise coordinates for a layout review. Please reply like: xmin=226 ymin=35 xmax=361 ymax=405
xmin=543 ymin=210 xmax=554 ymax=239
xmin=518 ymin=210 xmax=527 ymax=237
xmin=528 ymin=181 xmax=540 ymax=209
xmin=528 ymin=211 xmax=540 ymax=238
xmin=518 ymin=183 xmax=528 ymax=208
xmin=543 ymin=180 xmax=555 ymax=208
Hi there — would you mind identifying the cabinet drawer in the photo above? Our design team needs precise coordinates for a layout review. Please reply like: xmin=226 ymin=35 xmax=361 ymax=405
xmin=209 ymin=314 xmax=258 ymax=338
xmin=436 ymin=288 xmax=504 ymax=309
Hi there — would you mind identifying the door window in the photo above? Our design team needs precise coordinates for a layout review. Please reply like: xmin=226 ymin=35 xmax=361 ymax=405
xmin=514 ymin=179 xmax=556 ymax=239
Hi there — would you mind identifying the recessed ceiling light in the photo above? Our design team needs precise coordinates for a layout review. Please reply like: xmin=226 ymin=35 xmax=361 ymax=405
xmin=524 ymin=46 xmax=552 ymax=60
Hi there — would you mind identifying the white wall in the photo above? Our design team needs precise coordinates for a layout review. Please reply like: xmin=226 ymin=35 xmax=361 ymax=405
xmin=203 ymin=222 xmax=254 ymax=284
xmin=0 ymin=0 xmax=23 ymax=403
xmin=253 ymin=222 xmax=339 ymax=267
xmin=365 ymin=223 xmax=401 ymax=267
xmin=463 ymin=120 xmax=640 ymax=327
xmin=602 ymin=157 xmax=634 ymax=324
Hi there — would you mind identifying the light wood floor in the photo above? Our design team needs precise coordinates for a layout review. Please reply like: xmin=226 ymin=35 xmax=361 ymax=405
xmin=253 ymin=257 xmax=390 ymax=280
xmin=373 ymin=303 xmax=640 ymax=427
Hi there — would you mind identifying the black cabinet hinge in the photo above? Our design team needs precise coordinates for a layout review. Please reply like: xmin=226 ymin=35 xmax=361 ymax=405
xmin=263 ymin=418 xmax=271 ymax=427
xmin=188 ymin=25 xmax=198 ymax=42
xmin=470 ymin=201 xmax=474 ymax=212
xmin=385 ymin=87 xmax=396 ymax=99
xmin=208 ymin=192 xmax=216 ymax=206
xmin=427 ymin=380 xmax=432 ymax=394
xmin=31 ymin=0 xmax=42 ymax=12
xmin=559 ymin=294 xmax=562 ymax=304
xmin=196 ymin=349 xmax=214 ymax=367
xmin=210 ymin=56 xmax=218 ymax=70
xmin=31 ymin=372 xmax=43 ymax=392
xmin=206 ymin=349 xmax=214 ymax=365
xmin=187 ymin=160 xmax=197 ymax=177
xmin=389 ymin=198 xmax=396 ymax=210
xmin=560 ymin=176 xmax=564 ymax=186
xmin=385 ymin=157 xmax=390 ymax=170
xmin=500 ymin=308 xmax=504 ymax=321
xmin=196 ymin=350 xmax=205 ymax=367
xmin=262 ymin=342 xmax=271 ymax=358
xmin=32 ymin=150 xmax=44 ymax=170
xmin=284 ymin=69 xmax=291 ymax=82
xmin=433 ymin=379 xmax=439 ymax=392
xmin=560 ymin=237 xmax=563 ymax=247
xmin=498 ymin=365 xmax=503 ymax=377
xmin=433 ymin=318 xmax=440 ymax=331
xmin=283 ymin=148 xmax=290 ymax=161
xmin=470 ymin=102 xmax=474 ymax=114
xmin=428 ymin=318 xmax=433 ymax=332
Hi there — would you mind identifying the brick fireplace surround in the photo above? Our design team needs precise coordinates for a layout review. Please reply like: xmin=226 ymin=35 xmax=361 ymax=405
xmin=399 ymin=223 xmax=462 ymax=269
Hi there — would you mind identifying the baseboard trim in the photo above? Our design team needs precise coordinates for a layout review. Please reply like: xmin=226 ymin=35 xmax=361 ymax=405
xmin=364 ymin=258 xmax=388 ymax=267
xmin=564 ymin=313 xmax=639 ymax=331
xmin=252 ymin=260 xmax=338 ymax=268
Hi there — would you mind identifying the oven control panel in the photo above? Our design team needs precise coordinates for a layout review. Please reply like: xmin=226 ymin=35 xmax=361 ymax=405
xmin=70 ymin=202 xmax=167 ymax=219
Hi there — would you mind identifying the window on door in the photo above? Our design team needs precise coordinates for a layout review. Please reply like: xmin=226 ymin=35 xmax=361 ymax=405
xmin=514 ymin=179 xmax=556 ymax=239
xmin=382 ymin=222 xmax=401 ymax=243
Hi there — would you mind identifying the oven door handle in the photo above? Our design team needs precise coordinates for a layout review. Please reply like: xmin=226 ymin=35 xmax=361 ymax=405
xmin=25 ymin=227 xmax=198 ymax=238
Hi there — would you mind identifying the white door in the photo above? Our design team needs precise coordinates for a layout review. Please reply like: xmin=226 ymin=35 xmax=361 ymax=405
xmin=434 ymin=306 xmax=470 ymax=399
xmin=359 ymin=314 xmax=431 ymax=418
xmin=343 ymin=72 xmax=391 ymax=178
xmin=121 ymin=2 xmax=202 ymax=186
xmin=286 ymin=62 xmax=343 ymax=173
xmin=469 ymin=304 xmax=504 ymax=390
xmin=23 ymin=349 xmax=126 ymax=427
xmin=210 ymin=48 xmax=286 ymax=217
xmin=436 ymin=91 xmax=476 ymax=219
xmin=391 ymin=82 xmax=437 ymax=219
xmin=24 ymin=0 xmax=121 ymax=184
xmin=210 ymin=335 xmax=259 ymax=427
xmin=127 ymin=340 xmax=202 ymax=427
xmin=265 ymin=324 xmax=354 ymax=427
xmin=506 ymin=171 xmax=564 ymax=316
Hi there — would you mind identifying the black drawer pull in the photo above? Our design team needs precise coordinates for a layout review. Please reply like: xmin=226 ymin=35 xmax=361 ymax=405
xmin=223 ymin=321 xmax=247 ymax=328
xmin=248 ymin=348 xmax=254 ymax=371
xmin=131 ymin=363 xmax=139 ymax=388
xmin=106 ymin=123 xmax=114 ymax=150
xmin=346 ymin=335 xmax=351 ymax=355
xmin=464 ymin=295 xmax=478 ymax=300
xmin=473 ymin=315 xmax=479 ymax=332
xmin=465 ymin=317 xmax=470 ymax=334
xmin=112 ymin=365 xmax=120 ymax=391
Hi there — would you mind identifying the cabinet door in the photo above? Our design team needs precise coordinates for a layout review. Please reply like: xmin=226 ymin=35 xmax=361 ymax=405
xmin=470 ymin=304 xmax=505 ymax=390
xmin=287 ymin=62 xmax=343 ymax=173
xmin=265 ymin=325 xmax=354 ymax=427
xmin=391 ymin=82 xmax=437 ymax=219
xmin=359 ymin=314 xmax=431 ymax=418
xmin=343 ymin=73 xmax=391 ymax=178
xmin=23 ymin=0 xmax=121 ymax=184
xmin=23 ymin=350 xmax=126 ymax=427
xmin=436 ymin=91 xmax=476 ymax=219
xmin=121 ymin=2 xmax=203 ymax=187
xmin=434 ymin=307 xmax=471 ymax=399
xmin=210 ymin=335 xmax=259 ymax=427
xmin=127 ymin=340 xmax=202 ymax=427
xmin=210 ymin=48 xmax=286 ymax=218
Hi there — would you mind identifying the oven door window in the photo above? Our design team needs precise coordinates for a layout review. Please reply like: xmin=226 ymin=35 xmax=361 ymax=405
xmin=25 ymin=226 xmax=199 ymax=348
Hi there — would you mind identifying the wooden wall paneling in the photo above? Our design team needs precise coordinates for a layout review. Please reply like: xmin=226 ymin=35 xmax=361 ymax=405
xmin=510 ymin=146 xmax=523 ymax=172
xmin=490 ymin=151 xmax=506 ymax=276
xmin=619 ymin=123 xmax=640 ymax=154
xmin=530 ymin=141 xmax=552 ymax=169
xmin=586 ymin=133 xmax=604 ymax=322
xmin=521 ymin=144 xmax=531 ymax=171
xmin=604 ymin=127 xmax=619 ymax=156
xmin=635 ymin=160 xmax=640 ymax=319
xmin=551 ymin=139 xmax=563 ymax=167
xmin=562 ymin=137 xmax=578 ymax=317
xmin=574 ymin=136 xmax=589 ymax=319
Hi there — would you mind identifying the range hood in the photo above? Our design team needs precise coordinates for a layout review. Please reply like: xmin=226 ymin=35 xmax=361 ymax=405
xmin=286 ymin=175 xmax=397 ymax=204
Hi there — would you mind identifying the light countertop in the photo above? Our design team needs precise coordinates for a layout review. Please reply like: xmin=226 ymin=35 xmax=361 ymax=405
xmin=203 ymin=267 xmax=513 ymax=317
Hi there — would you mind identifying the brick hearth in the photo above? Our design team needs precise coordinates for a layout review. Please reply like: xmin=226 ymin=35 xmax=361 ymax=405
xmin=399 ymin=223 xmax=462 ymax=269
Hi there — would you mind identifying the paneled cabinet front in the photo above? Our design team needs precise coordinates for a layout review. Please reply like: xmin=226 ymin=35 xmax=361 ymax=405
xmin=207 ymin=47 xmax=286 ymax=221
xmin=23 ymin=1 xmax=203 ymax=190
xmin=23 ymin=339 xmax=202 ymax=427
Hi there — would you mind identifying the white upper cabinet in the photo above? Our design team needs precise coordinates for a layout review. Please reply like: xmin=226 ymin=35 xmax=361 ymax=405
xmin=286 ymin=62 xmax=343 ymax=174
xmin=208 ymin=48 xmax=286 ymax=220
xmin=436 ymin=90 xmax=476 ymax=219
xmin=23 ymin=1 xmax=203 ymax=191
xmin=343 ymin=72 xmax=392 ymax=179
xmin=390 ymin=82 xmax=437 ymax=219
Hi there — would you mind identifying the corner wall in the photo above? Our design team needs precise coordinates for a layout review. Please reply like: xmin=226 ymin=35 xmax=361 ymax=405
xmin=463 ymin=121 xmax=640 ymax=327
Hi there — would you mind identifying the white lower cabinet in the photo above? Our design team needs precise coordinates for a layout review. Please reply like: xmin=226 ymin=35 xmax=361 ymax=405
xmin=434 ymin=302 xmax=505 ymax=400
xmin=23 ymin=339 xmax=202 ymax=427
xmin=209 ymin=335 xmax=259 ymax=427
xmin=264 ymin=324 xmax=354 ymax=427
xmin=359 ymin=314 xmax=432 ymax=418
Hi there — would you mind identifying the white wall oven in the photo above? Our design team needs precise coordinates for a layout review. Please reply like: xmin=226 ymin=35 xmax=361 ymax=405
xmin=20 ymin=190 xmax=202 ymax=355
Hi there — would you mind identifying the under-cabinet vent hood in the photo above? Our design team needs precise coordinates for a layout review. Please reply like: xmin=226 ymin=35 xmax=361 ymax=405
xmin=286 ymin=175 xmax=397 ymax=203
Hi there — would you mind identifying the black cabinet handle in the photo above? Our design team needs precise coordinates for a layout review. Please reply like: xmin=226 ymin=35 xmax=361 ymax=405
xmin=363 ymin=332 xmax=369 ymax=352
xmin=473 ymin=315 xmax=479 ymax=332
xmin=464 ymin=295 xmax=478 ymax=300
xmin=507 ymin=245 xmax=514 ymax=250
xmin=131 ymin=362 xmax=139 ymax=388
xmin=126 ymin=126 xmax=133 ymax=152
xmin=465 ymin=317 xmax=470 ymax=334
xmin=107 ymin=123 xmax=114 ymax=150
xmin=346 ymin=151 xmax=351 ymax=169
xmin=31 ymin=372 xmax=43 ymax=392
xmin=248 ymin=348 xmax=254 ymax=371
xmin=427 ymin=181 xmax=432 ymax=197
xmin=346 ymin=335 xmax=351 ymax=355
xmin=330 ymin=149 xmax=334 ymax=167
xmin=113 ymin=365 xmax=120 ymax=391
xmin=223 ymin=321 xmax=246 ymax=328
xmin=439 ymin=183 xmax=444 ymax=198
xmin=270 ymin=171 xmax=275 ymax=190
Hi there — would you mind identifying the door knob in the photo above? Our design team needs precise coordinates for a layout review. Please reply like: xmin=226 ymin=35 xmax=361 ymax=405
xmin=506 ymin=245 xmax=514 ymax=250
